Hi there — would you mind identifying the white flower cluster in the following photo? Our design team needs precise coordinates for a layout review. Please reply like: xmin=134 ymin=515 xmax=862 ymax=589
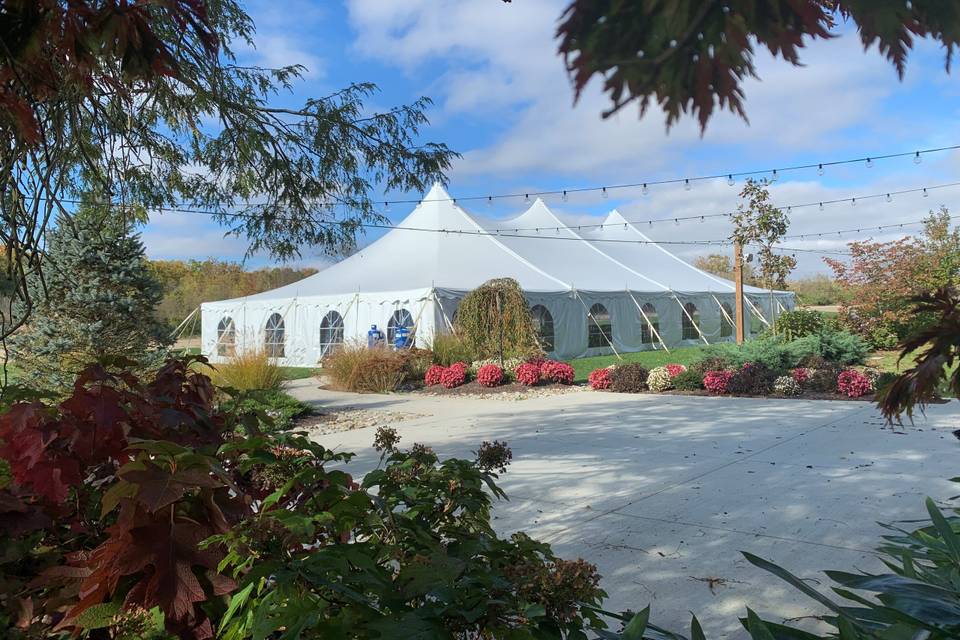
xmin=646 ymin=366 xmax=674 ymax=393
xmin=773 ymin=375 xmax=802 ymax=396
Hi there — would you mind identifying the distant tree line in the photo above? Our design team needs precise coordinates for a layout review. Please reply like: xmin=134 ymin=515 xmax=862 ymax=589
xmin=693 ymin=253 xmax=842 ymax=306
xmin=149 ymin=260 xmax=318 ymax=331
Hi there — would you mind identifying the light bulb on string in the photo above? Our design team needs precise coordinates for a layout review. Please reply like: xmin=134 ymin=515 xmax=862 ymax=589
xmin=886 ymin=193 xmax=892 ymax=203
xmin=923 ymin=188 xmax=929 ymax=198
xmin=700 ymin=216 xmax=705 ymax=222
xmin=601 ymin=187 xmax=608 ymax=199
xmin=674 ymin=218 xmax=680 ymax=226
xmin=487 ymin=196 xmax=493 ymax=207
xmin=384 ymin=201 xmax=390 ymax=212
xmin=648 ymin=220 xmax=653 ymax=228
xmin=642 ymin=183 xmax=649 ymax=196
xmin=727 ymin=174 xmax=734 ymax=186
xmin=819 ymin=202 xmax=824 ymax=211
xmin=562 ymin=190 xmax=569 ymax=202
xmin=817 ymin=164 xmax=824 ymax=176
xmin=771 ymin=169 xmax=778 ymax=182
xmin=851 ymin=198 xmax=857 ymax=207
xmin=866 ymin=157 xmax=873 ymax=168
xmin=524 ymin=193 xmax=530 ymax=204
xmin=684 ymin=179 xmax=691 ymax=191
xmin=914 ymin=151 xmax=922 ymax=164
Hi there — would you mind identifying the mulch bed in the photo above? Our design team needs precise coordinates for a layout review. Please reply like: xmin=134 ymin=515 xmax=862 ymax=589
xmin=415 ymin=381 xmax=582 ymax=396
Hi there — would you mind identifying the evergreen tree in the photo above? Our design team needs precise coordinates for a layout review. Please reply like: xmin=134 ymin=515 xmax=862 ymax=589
xmin=10 ymin=213 xmax=171 ymax=391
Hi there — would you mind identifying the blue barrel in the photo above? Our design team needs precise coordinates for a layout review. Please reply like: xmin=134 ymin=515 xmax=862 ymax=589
xmin=394 ymin=325 xmax=410 ymax=349
xmin=367 ymin=324 xmax=384 ymax=348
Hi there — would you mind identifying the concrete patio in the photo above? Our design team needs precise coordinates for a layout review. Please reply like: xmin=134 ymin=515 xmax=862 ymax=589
xmin=287 ymin=380 xmax=960 ymax=637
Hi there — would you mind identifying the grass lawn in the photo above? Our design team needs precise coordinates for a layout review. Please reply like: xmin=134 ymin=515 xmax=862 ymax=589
xmin=567 ymin=345 xmax=709 ymax=383
xmin=280 ymin=366 xmax=321 ymax=380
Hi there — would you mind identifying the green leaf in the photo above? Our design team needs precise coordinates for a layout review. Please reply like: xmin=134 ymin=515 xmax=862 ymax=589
xmin=523 ymin=603 xmax=546 ymax=619
xmin=926 ymin=497 xmax=960 ymax=563
xmin=744 ymin=609 xmax=776 ymax=640
xmin=221 ymin=581 xmax=255 ymax=630
xmin=690 ymin=614 xmax=706 ymax=640
xmin=622 ymin=606 xmax=650 ymax=640
xmin=742 ymin=552 xmax=841 ymax=613
xmin=74 ymin=602 xmax=122 ymax=629
xmin=99 ymin=479 xmax=136 ymax=516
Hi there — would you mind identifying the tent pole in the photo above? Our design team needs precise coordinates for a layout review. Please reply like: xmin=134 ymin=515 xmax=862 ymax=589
xmin=673 ymin=293 xmax=709 ymax=345
xmin=576 ymin=290 xmax=622 ymax=360
xmin=743 ymin=294 xmax=771 ymax=330
xmin=627 ymin=290 xmax=669 ymax=353
xmin=170 ymin=307 xmax=199 ymax=342
xmin=432 ymin=289 xmax=456 ymax=333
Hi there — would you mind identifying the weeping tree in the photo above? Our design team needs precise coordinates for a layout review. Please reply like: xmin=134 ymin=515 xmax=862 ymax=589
xmin=454 ymin=278 xmax=542 ymax=366
xmin=0 ymin=1 xmax=456 ymax=351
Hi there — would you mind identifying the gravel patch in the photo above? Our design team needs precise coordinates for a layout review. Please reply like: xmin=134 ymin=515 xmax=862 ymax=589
xmin=296 ymin=408 xmax=429 ymax=436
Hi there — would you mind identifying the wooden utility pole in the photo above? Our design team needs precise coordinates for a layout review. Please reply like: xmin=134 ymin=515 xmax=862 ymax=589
xmin=734 ymin=242 xmax=745 ymax=344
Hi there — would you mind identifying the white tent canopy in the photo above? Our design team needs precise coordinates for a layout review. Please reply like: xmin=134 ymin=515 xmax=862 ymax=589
xmin=201 ymin=184 xmax=794 ymax=366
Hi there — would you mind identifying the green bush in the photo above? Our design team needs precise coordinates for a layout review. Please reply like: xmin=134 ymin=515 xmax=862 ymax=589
xmin=429 ymin=332 xmax=477 ymax=366
xmin=610 ymin=363 xmax=649 ymax=392
xmin=698 ymin=337 xmax=793 ymax=371
xmin=688 ymin=355 xmax=736 ymax=377
xmin=454 ymin=278 xmax=542 ymax=360
xmin=772 ymin=308 xmax=824 ymax=340
xmin=726 ymin=364 xmax=777 ymax=395
xmin=672 ymin=369 xmax=704 ymax=390
xmin=785 ymin=326 xmax=868 ymax=366
xmin=219 ymin=389 xmax=312 ymax=432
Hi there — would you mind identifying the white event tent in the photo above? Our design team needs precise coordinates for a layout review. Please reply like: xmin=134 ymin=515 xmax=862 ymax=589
xmin=200 ymin=184 xmax=794 ymax=366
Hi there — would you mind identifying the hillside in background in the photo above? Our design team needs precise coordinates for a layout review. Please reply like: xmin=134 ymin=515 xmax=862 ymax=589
xmin=150 ymin=260 xmax=318 ymax=331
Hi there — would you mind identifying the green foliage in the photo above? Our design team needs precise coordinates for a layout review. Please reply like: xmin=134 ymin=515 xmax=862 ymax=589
xmin=555 ymin=1 xmax=958 ymax=130
xmin=772 ymin=308 xmax=824 ymax=340
xmin=0 ymin=0 xmax=455 ymax=343
xmin=731 ymin=179 xmax=796 ymax=290
xmin=429 ymin=331 xmax=477 ymax=366
xmin=9 ymin=213 xmax=171 ymax=393
xmin=671 ymin=369 xmax=704 ymax=391
xmin=786 ymin=327 xmax=868 ymax=366
xmin=788 ymin=274 xmax=843 ymax=306
xmin=218 ymin=389 xmax=312 ymax=432
xmin=693 ymin=253 xmax=759 ymax=286
xmin=697 ymin=337 xmax=792 ymax=372
xmin=610 ymin=364 xmax=649 ymax=393
xmin=455 ymin=279 xmax=542 ymax=363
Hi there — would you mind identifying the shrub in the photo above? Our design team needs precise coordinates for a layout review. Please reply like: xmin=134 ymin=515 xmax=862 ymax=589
xmin=703 ymin=369 xmax=734 ymax=394
xmin=471 ymin=356 xmax=523 ymax=373
xmin=773 ymin=308 xmax=824 ymax=340
xmin=773 ymin=375 xmax=802 ymax=396
xmin=646 ymin=366 xmax=674 ymax=392
xmin=424 ymin=364 xmax=445 ymax=386
xmin=514 ymin=362 xmax=541 ymax=386
xmin=698 ymin=337 xmax=793 ymax=371
xmin=454 ymin=278 xmax=541 ymax=360
xmin=874 ymin=370 xmax=899 ymax=392
xmin=209 ymin=348 xmax=284 ymax=391
xmin=689 ymin=355 xmax=735 ymax=377
xmin=324 ymin=344 xmax=407 ymax=393
xmin=440 ymin=363 xmax=467 ymax=389
xmin=477 ymin=363 xmax=504 ymax=387
xmin=398 ymin=347 xmax=434 ymax=383
xmin=588 ymin=367 xmax=612 ymax=390
xmin=610 ymin=363 xmax=649 ymax=393
xmin=540 ymin=360 xmax=575 ymax=385
xmin=672 ymin=369 xmax=704 ymax=391
xmin=837 ymin=368 xmax=873 ymax=398
xmin=219 ymin=389 xmax=312 ymax=432
xmin=665 ymin=363 xmax=687 ymax=377
xmin=430 ymin=332 xmax=476 ymax=366
xmin=806 ymin=367 xmax=840 ymax=393
xmin=726 ymin=363 xmax=777 ymax=395
xmin=785 ymin=326 xmax=868 ymax=366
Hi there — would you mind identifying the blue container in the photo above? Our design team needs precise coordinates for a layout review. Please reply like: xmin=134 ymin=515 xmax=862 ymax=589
xmin=367 ymin=324 xmax=384 ymax=348
xmin=394 ymin=325 xmax=410 ymax=349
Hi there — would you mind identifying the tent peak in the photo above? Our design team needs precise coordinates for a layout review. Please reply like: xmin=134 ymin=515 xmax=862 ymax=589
xmin=423 ymin=182 xmax=452 ymax=203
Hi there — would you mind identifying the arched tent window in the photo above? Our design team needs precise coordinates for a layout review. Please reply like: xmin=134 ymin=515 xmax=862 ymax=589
xmin=387 ymin=308 xmax=415 ymax=345
xmin=720 ymin=302 xmax=734 ymax=338
xmin=682 ymin=303 xmax=700 ymax=340
xmin=530 ymin=304 xmax=554 ymax=352
xmin=217 ymin=316 xmax=236 ymax=357
xmin=264 ymin=313 xmax=285 ymax=358
xmin=587 ymin=303 xmax=612 ymax=348
xmin=319 ymin=311 xmax=344 ymax=357
xmin=640 ymin=303 xmax=658 ymax=344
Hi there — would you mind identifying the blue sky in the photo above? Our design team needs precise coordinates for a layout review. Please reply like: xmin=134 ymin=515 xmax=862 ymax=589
xmin=141 ymin=0 xmax=960 ymax=276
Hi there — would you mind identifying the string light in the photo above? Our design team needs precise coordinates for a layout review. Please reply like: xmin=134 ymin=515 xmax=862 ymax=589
xmin=819 ymin=202 xmax=824 ymax=211
xmin=817 ymin=164 xmax=824 ymax=176
xmin=914 ymin=151 xmax=922 ymax=164
xmin=562 ymin=190 xmax=569 ymax=202
xmin=487 ymin=196 xmax=493 ymax=207
xmin=641 ymin=183 xmax=649 ymax=196
xmin=851 ymin=197 xmax=856 ymax=206
xmin=524 ymin=193 xmax=530 ymax=203
xmin=923 ymin=188 xmax=929 ymax=197
xmin=727 ymin=174 xmax=735 ymax=186
xmin=684 ymin=179 xmax=691 ymax=191
xmin=866 ymin=157 xmax=874 ymax=168
xmin=886 ymin=193 xmax=892 ymax=202
xmin=771 ymin=169 xmax=778 ymax=182
xmin=602 ymin=187 xmax=608 ymax=199
xmin=384 ymin=201 xmax=390 ymax=212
